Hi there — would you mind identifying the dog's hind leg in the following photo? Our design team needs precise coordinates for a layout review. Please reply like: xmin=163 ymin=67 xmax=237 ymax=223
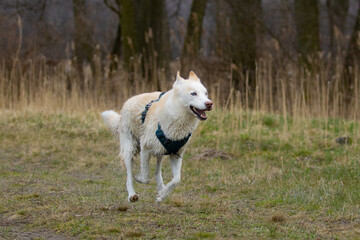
xmin=155 ymin=156 xmax=165 ymax=191
xmin=120 ymin=130 xmax=139 ymax=202
xmin=156 ymin=155 xmax=182 ymax=202
xmin=123 ymin=149 xmax=139 ymax=202
xmin=135 ymin=149 xmax=150 ymax=184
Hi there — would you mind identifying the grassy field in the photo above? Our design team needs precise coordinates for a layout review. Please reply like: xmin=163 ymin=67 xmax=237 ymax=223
xmin=1 ymin=108 xmax=360 ymax=239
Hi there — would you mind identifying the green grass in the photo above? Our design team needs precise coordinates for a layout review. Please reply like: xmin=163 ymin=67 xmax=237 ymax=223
xmin=1 ymin=109 xmax=360 ymax=239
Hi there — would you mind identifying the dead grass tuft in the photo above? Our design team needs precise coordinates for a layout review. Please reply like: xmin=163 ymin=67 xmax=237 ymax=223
xmin=106 ymin=227 xmax=121 ymax=233
xmin=99 ymin=206 xmax=110 ymax=211
xmin=271 ymin=214 xmax=286 ymax=223
xmin=125 ymin=231 xmax=143 ymax=238
xmin=170 ymin=196 xmax=184 ymax=207
xmin=115 ymin=205 xmax=129 ymax=212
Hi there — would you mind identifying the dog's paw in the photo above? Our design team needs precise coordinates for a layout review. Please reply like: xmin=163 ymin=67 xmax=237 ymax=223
xmin=156 ymin=188 xmax=167 ymax=202
xmin=134 ymin=174 xmax=150 ymax=184
xmin=128 ymin=194 xmax=139 ymax=202
xmin=156 ymin=195 xmax=163 ymax=203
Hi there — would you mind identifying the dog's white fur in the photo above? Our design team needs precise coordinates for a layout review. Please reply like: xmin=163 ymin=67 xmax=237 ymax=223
xmin=102 ymin=71 xmax=212 ymax=202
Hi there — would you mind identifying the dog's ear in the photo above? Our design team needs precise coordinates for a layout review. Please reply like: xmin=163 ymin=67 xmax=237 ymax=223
xmin=189 ymin=71 xmax=200 ymax=82
xmin=174 ymin=71 xmax=184 ymax=86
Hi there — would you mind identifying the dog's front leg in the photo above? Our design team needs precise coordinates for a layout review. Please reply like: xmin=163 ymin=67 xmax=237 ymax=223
xmin=156 ymin=155 xmax=182 ymax=202
xmin=135 ymin=149 xmax=150 ymax=184
xmin=155 ymin=156 xmax=165 ymax=191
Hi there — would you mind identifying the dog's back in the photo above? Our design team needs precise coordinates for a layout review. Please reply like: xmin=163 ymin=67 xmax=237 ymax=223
xmin=120 ymin=91 xmax=162 ymax=139
xmin=101 ymin=92 xmax=162 ymax=138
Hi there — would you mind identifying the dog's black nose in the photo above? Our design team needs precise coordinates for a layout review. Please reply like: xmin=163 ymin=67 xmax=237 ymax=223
xmin=205 ymin=101 xmax=213 ymax=109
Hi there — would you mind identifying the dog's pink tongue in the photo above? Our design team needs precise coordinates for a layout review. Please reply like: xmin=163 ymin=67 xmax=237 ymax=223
xmin=200 ymin=111 xmax=207 ymax=118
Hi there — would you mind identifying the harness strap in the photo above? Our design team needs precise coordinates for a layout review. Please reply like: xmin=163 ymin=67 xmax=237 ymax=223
xmin=156 ymin=123 xmax=191 ymax=155
xmin=141 ymin=92 xmax=166 ymax=124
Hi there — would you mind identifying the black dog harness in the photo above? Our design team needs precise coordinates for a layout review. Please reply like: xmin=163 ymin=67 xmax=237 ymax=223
xmin=141 ymin=92 xmax=166 ymax=124
xmin=141 ymin=92 xmax=192 ymax=155
xmin=156 ymin=123 xmax=191 ymax=155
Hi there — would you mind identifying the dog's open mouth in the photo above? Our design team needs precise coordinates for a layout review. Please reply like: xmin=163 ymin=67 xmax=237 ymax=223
xmin=190 ymin=106 xmax=210 ymax=120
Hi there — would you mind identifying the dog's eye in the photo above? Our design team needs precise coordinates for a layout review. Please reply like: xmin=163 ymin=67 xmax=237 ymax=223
xmin=191 ymin=92 xmax=197 ymax=96
xmin=205 ymin=92 xmax=208 ymax=96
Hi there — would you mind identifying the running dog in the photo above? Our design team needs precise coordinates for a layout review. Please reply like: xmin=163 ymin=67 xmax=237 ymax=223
xmin=101 ymin=71 xmax=213 ymax=202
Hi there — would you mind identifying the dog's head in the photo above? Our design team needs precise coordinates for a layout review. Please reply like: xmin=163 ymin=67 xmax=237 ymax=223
xmin=173 ymin=71 xmax=213 ymax=121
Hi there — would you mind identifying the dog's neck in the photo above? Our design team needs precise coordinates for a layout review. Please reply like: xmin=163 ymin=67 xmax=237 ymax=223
xmin=157 ymin=90 xmax=199 ymax=140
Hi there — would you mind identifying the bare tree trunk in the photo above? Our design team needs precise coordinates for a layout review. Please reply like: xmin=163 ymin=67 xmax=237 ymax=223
xmin=112 ymin=24 xmax=122 ymax=57
xmin=327 ymin=0 xmax=349 ymax=54
xmin=228 ymin=0 xmax=261 ymax=92
xmin=105 ymin=0 xmax=170 ymax=86
xmin=135 ymin=0 xmax=170 ymax=85
xmin=181 ymin=0 xmax=208 ymax=75
xmin=149 ymin=0 xmax=171 ymax=74
xmin=104 ymin=0 xmax=122 ymax=71
xmin=120 ymin=0 xmax=138 ymax=71
xmin=294 ymin=0 xmax=321 ymax=66
xmin=343 ymin=4 xmax=360 ymax=104
xmin=72 ymin=0 xmax=94 ymax=72
xmin=345 ymin=6 xmax=360 ymax=68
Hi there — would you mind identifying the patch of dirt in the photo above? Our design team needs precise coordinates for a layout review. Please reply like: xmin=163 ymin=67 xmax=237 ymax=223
xmin=100 ymin=203 xmax=129 ymax=212
xmin=4 ymin=229 xmax=73 ymax=240
xmin=326 ymin=217 xmax=360 ymax=233
xmin=190 ymin=148 xmax=232 ymax=161
xmin=335 ymin=136 xmax=352 ymax=145
xmin=0 ymin=214 xmax=74 ymax=240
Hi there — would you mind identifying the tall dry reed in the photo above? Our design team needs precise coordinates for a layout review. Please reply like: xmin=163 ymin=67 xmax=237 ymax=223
xmin=1 ymin=54 xmax=359 ymax=120
xmin=2 ymin=52 xmax=360 ymax=154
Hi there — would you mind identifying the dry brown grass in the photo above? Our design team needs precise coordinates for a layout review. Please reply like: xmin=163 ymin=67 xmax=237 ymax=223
xmin=1 ymin=53 xmax=360 ymax=123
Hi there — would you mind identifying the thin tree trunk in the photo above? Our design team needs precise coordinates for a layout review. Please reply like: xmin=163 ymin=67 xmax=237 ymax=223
xmin=343 ymin=4 xmax=360 ymax=103
xmin=294 ymin=0 xmax=321 ymax=66
xmin=120 ymin=0 xmax=138 ymax=71
xmin=327 ymin=0 xmax=349 ymax=53
xmin=344 ymin=4 xmax=360 ymax=68
xmin=72 ymin=0 xmax=94 ymax=71
xmin=104 ymin=0 xmax=122 ymax=71
xmin=135 ymin=0 xmax=170 ymax=85
xmin=111 ymin=14 xmax=122 ymax=57
xmin=150 ymin=0 xmax=171 ymax=73
xmin=229 ymin=0 xmax=261 ymax=91
xmin=110 ymin=21 xmax=122 ymax=71
xmin=181 ymin=0 xmax=208 ymax=75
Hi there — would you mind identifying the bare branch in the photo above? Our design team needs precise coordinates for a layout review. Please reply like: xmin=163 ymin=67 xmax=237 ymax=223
xmin=39 ymin=0 xmax=47 ymax=20
xmin=104 ymin=0 xmax=120 ymax=14
xmin=256 ymin=18 xmax=296 ymax=63
xmin=170 ymin=0 xmax=183 ymax=19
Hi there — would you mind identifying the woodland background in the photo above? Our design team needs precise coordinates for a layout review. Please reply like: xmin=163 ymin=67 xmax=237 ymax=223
xmin=1 ymin=0 xmax=360 ymax=116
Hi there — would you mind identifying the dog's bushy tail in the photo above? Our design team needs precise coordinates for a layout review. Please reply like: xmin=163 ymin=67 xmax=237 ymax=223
xmin=101 ymin=110 xmax=121 ymax=137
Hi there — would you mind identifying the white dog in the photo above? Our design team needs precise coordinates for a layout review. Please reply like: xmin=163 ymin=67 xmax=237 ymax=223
xmin=101 ymin=71 xmax=213 ymax=202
